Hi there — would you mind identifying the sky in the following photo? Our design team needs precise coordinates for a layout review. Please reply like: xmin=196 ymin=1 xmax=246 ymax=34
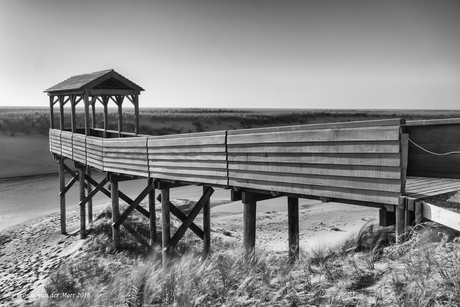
xmin=1 ymin=0 xmax=460 ymax=110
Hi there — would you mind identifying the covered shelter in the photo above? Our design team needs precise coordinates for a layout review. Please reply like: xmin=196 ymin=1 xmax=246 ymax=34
xmin=45 ymin=69 xmax=144 ymax=137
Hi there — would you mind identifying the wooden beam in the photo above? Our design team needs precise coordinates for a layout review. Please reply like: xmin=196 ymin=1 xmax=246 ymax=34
xmin=91 ymin=102 xmax=96 ymax=129
xmin=148 ymin=178 xmax=156 ymax=246
xmin=203 ymin=185 xmax=211 ymax=256
xmin=111 ymin=175 xmax=121 ymax=249
xmin=59 ymin=96 xmax=65 ymax=130
xmin=421 ymin=201 xmax=460 ymax=232
xmin=116 ymin=95 xmax=124 ymax=136
xmin=395 ymin=197 xmax=407 ymax=243
xmin=134 ymin=94 xmax=139 ymax=136
xmin=84 ymin=90 xmax=90 ymax=136
xmin=415 ymin=201 xmax=423 ymax=224
xmin=79 ymin=167 xmax=86 ymax=239
xmin=164 ymin=187 xmax=214 ymax=253
xmin=243 ymin=191 xmax=257 ymax=257
xmin=89 ymin=89 xmax=140 ymax=96
xmin=77 ymin=177 xmax=109 ymax=210
xmin=58 ymin=158 xmax=66 ymax=234
xmin=70 ymin=95 xmax=76 ymax=133
xmin=113 ymin=183 xmax=154 ymax=228
xmin=102 ymin=96 xmax=109 ymax=138
xmin=59 ymin=172 xmax=78 ymax=196
xmin=49 ymin=95 xmax=55 ymax=129
xmin=87 ymin=167 xmax=93 ymax=224
xmin=400 ymin=133 xmax=409 ymax=195
xmin=161 ymin=188 xmax=171 ymax=267
xmin=288 ymin=197 xmax=299 ymax=262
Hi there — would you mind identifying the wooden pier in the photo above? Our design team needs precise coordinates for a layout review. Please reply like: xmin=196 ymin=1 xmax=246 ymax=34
xmin=46 ymin=70 xmax=460 ymax=262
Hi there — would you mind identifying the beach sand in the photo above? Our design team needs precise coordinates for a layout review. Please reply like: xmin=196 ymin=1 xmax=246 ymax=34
xmin=0 ymin=198 xmax=379 ymax=305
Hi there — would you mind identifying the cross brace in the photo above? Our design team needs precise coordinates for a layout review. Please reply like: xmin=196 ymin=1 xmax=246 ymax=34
xmin=164 ymin=186 xmax=214 ymax=253
xmin=113 ymin=183 xmax=154 ymax=228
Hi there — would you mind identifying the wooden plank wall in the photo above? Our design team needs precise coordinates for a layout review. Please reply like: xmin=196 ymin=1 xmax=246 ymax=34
xmin=49 ymin=129 xmax=62 ymax=156
xmin=405 ymin=120 xmax=460 ymax=179
xmin=227 ymin=120 xmax=404 ymax=205
xmin=147 ymin=131 xmax=228 ymax=186
xmin=60 ymin=131 xmax=73 ymax=160
xmin=72 ymin=134 xmax=87 ymax=164
xmin=103 ymin=138 xmax=149 ymax=177
xmin=86 ymin=137 xmax=104 ymax=170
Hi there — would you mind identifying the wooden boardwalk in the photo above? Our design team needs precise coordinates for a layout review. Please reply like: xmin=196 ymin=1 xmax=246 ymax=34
xmin=46 ymin=70 xmax=460 ymax=262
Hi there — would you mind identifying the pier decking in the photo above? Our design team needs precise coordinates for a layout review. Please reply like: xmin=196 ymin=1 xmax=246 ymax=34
xmin=46 ymin=69 xmax=460 ymax=262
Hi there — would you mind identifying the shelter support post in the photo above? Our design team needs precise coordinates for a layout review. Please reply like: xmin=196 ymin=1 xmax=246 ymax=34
xmin=396 ymin=197 xmax=409 ymax=243
xmin=288 ymin=197 xmax=299 ymax=262
xmin=87 ymin=167 xmax=93 ymax=224
xmin=415 ymin=201 xmax=423 ymax=224
xmin=58 ymin=157 xmax=66 ymax=234
xmin=203 ymin=186 xmax=211 ymax=257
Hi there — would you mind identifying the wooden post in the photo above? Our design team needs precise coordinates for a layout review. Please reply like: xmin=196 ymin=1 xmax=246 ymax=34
xmin=396 ymin=197 xmax=407 ymax=243
xmin=58 ymin=158 xmax=66 ymax=234
xmin=203 ymin=185 xmax=211 ymax=257
xmin=111 ymin=175 xmax=121 ymax=249
xmin=415 ymin=201 xmax=423 ymax=224
xmin=86 ymin=167 xmax=93 ymax=224
xmin=134 ymin=95 xmax=140 ymax=136
xmin=148 ymin=178 xmax=156 ymax=246
xmin=70 ymin=95 xmax=76 ymax=133
xmin=79 ymin=166 xmax=86 ymax=239
xmin=59 ymin=96 xmax=65 ymax=130
xmin=161 ymin=188 xmax=171 ymax=267
xmin=91 ymin=101 xmax=96 ymax=129
xmin=288 ymin=197 xmax=299 ymax=262
xmin=242 ymin=192 xmax=257 ymax=258
xmin=116 ymin=96 xmax=124 ymax=137
xmin=84 ymin=90 xmax=90 ymax=136
xmin=49 ymin=95 xmax=55 ymax=129
xmin=103 ymin=96 xmax=109 ymax=138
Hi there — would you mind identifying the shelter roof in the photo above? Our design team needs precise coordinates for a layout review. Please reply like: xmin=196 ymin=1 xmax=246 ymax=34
xmin=44 ymin=69 xmax=144 ymax=94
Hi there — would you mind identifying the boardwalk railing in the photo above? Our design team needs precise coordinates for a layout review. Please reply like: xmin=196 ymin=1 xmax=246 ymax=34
xmin=50 ymin=118 xmax=407 ymax=205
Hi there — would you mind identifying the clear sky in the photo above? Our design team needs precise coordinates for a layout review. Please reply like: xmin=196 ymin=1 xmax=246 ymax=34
xmin=1 ymin=0 xmax=460 ymax=109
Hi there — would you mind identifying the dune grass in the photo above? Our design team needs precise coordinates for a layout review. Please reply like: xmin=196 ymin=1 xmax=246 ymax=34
xmin=35 ymin=205 xmax=460 ymax=307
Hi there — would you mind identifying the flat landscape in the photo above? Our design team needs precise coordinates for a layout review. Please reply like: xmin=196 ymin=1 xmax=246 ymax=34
xmin=2 ymin=107 xmax=460 ymax=306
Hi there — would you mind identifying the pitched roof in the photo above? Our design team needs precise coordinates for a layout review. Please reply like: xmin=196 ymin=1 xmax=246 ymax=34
xmin=45 ymin=69 xmax=144 ymax=93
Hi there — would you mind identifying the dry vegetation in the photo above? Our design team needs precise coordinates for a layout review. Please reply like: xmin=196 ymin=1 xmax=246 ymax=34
xmin=30 ymin=202 xmax=460 ymax=307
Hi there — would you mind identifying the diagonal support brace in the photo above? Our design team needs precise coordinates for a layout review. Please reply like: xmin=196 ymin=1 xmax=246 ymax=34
xmin=164 ymin=187 xmax=214 ymax=253
xmin=77 ymin=177 xmax=109 ymax=208
xmin=60 ymin=173 xmax=79 ymax=196
xmin=157 ymin=194 xmax=204 ymax=240
xmin=113 ymin=183 xmax=154 ymax=228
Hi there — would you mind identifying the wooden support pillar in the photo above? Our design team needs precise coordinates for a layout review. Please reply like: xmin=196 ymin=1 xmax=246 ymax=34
xmin=79 ymin=166 xmax=86 ymax=239
xmin=91 ymin=102 xmax=96 ymax=129
xmin=116 ymin=95 xmax=124 ymax=137
xmin=59 ymin=96 xmax=65 ymax=130
xmin=396 ymin=197 xmax=408 ymax=243
xmin=102 ymin=96 xmax=109 ymax=138
xmin=58 ymin=158 xmax=66 ymax=234
xmin=203 ymin=185 xmax=211 ymax=257
xmin=415 ymin=201 xmax=423 ymax=224
xmin=49 ymin=95 xmax=55 ymax=129
xmin=161 ymin=188 xmax=171 ymax=267
xmin=242 ymin=192 xmax=257 ymax=257
xmin=288 ymin=197 xmax=299 ymax=262
xmin=84 ymin=90 xmax=90 ymax=136
xmin=70 ymin=95 xmax=76 ymax=133
xmin=111 ymin=175 xmax=121 ymax=249
xmin=133 ymin=95 xmax=139 ymax=136
xmin=86 ymin=167 xmax=93 ymax=224
xmin=148 ymin=178 xmax=156 ymax=246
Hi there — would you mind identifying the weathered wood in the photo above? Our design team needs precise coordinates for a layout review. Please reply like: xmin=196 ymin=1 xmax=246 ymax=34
xmin=415 ymin=201 xmax=423 ymax=224
xmin=164 ymin=187 xmax=214 ymax=253
xmin=228 ymin=126 xmax=401 ymax=145
xmin=70 ymin=95 xmax=76 ymax=133
xmin=422 ymin=201 xmax=460 ymax=232
xmin=79 ymin=167 xmax=86 ymax=239
xmin=77 ymin=177 xmax=109 ymax=211
xmin=60 ymin=173 xmax=79 ymax=196
xmin=400 ymin=134 xmax=409 ymax=195
xmin=148 ymin=134 xmax=227 ymax=147
xmin=243 ymin=192 xmax=257 ymax=257
xmin=59 ymin=96 xmax=65 ymax=130
xmin=116 ymin=95 xmax=123 ymax=135
xmin=113 ymin=183 xmax=154 ymax=228
xmin=395 ymin=197 xmax=407 ymax=243
xmin=161 ymin=188 xmax=171 ymax=266
xmin=203 ymin=186 xmax=211 ymax=256
xmin=288 ymin=197 xmax=299 ymax=262
xmin=49 ymin=96 xmax=55 ymax=129
xmin=87 ymin=167 xmax=93 ymax=223
xmin=84 ymin=90 xmax=90 ymax=136
xmin=156 ymin=194 xmax=204 ymax=240
xmin=111 ymin=175 xmax=121 ymax=249
xmin=148 ymin=178 xmax=156 ymax=246
xmin=58 ymin=158 xmax=66 ymax=234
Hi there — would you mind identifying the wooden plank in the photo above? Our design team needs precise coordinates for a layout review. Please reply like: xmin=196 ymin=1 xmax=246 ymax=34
xmin=227 ymin=119 xmax=404 ymax=135
xmin=150 ymin=167 xmax=227 ymax=177
xmin=203 ymin=186 xmax=211 ymax=256
xmin=111 ymin=175 xmax=121 ymax=249
xmin=148 ymin=172 xmax=227 ymax=186
xmin=148 ymin=178 xmax=156 ymax=246
xmin=243 ymin=192 xmax=257 ymax=257
xmin=104 ymin=147 xmax=148 ymax=154
xmin=229 ymin=178 xmax=400 ymax=205
xmin=229 ymin=170 xmax=402 ymax=192
xmin=422 ymin=202 xmax=460 ymax=232
xmin=149 ymin=161 xmax=227 ymax=169
xmin=228 ymin=152 xmax=401 ymax=167
xmin=58 ymin=159 xmax=66 ymax=234
xmin=161 ymin=188 xmax=171 ymax=267
xmin=150 ymin=153 xmax=227 ymax=161
xmin=104 ymin=138 xmax=148 ymax=147
xmin=104 ymin=157 xmax=148 ymax=166
xmin=79 ymin=167 xmax=86 ymax=239
xmin=228 ymin=162 xmax=401 ymax=179
xmin=406 ymin=118 xmax=460 ymax=126
xmin=227 ymin=126 xmax=400 ymax=145
xmin=148 ymin=145 xmax=226 ymax=154
xmin=148 ymin=134 xmax=226 ymax=147
xmin=104 ymin=162 xmax=148 ymax=172
xmin=227 ymin=141 xmax=401 ymax=154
